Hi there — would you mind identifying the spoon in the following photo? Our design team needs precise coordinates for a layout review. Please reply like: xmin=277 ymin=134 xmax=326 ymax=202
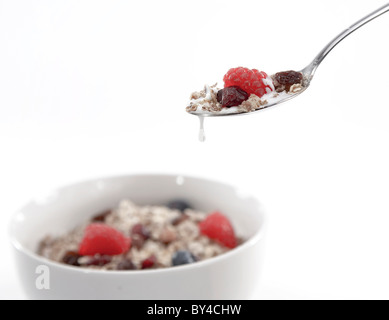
xmin=189 ymin=3 xmax=389 ymax=118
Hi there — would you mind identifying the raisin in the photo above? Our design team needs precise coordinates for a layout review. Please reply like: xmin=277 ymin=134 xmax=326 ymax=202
xmin=274 ymin=71 xmax=303 ymax=91
xmin=131 ymin=223 xmax=150 ymax=249
xmin=218 ymin=86 xmax=249 ymax=108
xmin=216 ymin=89 xmax=223 ymax=104
xmin=117 ymin=258 xmax=136 ymax=270
xmin=62 ymin=251 xmax=82 ymax=267
xmin=171 ymin=214 xmax=189 ymax=226
xmin=131 ymin=223 xmax=150 ymax=239
xmin=91 ymin=209 xmax=112 ymax=222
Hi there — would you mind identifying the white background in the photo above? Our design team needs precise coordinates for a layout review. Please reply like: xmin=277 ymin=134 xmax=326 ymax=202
xmin=1 ymin=0 xmax=389 ymax=300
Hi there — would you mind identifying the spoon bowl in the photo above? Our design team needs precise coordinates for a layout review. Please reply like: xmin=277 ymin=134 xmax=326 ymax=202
xmin=189 ymin=3 xmax=389 ymax=118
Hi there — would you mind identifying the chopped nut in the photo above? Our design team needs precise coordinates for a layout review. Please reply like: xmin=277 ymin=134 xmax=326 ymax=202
xmin=159 ymin=227 xmax=177 ymax=244
xmin=38 ymin=200 xmax=238 ymax=270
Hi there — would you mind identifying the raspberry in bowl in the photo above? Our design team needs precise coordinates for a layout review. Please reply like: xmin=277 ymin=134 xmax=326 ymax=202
xmin=9 ymin=174 xmax=266 ymax=299
xmin=186 ymin=67 xmax=305 ymax=115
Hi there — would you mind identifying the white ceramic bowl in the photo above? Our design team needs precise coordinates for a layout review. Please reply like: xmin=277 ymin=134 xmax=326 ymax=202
xmin=9 ymin=174 xmax=266 ymax=300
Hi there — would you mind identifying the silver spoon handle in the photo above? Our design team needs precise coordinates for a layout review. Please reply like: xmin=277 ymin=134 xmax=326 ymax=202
xmin=303 ymin=3 xmax=389 ymax=76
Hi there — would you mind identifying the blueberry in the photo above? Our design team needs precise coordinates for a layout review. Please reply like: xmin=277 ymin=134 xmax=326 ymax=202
xmin=167 ymin=200 xmax=192 ymax=212
xmin=172 ymin=250 xmax=197 ymax=266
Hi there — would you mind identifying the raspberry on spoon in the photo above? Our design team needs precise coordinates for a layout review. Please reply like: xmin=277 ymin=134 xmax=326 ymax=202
xmin=223 ymin=67 xmax=274 ymax=97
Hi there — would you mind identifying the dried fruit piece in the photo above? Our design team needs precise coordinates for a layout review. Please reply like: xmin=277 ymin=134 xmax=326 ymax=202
xmin=117 ymin=258 xmax=136 ymax=270
xmin=172 ymin=250 xmax=197 ymax=266
xmin=79 ymin=223 xmax=131 ymax=256
xmin=91 ymin=209 xmax=112 ymax=222
xmin=223 ymin=67 xmax=274 ymax=97
xmin=273 ymin=70 xmax=303 ymax=92
xmin=131 ymin=223 xmax=150 ymax=239
xmin=216 ymin=89 xmax=223 ymax=104
xmin=131 ymin=223 xmax=150 ymax=249
xmin=217 ymin=86 xmax=249 ymax=108
xmin=62 ymin=251 xmax=82 ymax=266
xmin=141 ymin=255 xmax=157 ymax=269
xmin=171 ymin=214 xmax=189 ymax=226
xmin=199 ymin=212 xmax=237 ymax=249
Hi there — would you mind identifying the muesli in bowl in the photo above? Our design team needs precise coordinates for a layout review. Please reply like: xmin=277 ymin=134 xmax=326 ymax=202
xmin=38 ymin=199 xmax=243 ymax=270
xmin=10 ymin=174 xmax=265 ymax=299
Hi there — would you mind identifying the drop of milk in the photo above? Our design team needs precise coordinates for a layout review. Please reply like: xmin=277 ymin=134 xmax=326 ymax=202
xmin=198 ymin=116 xmax=206 ymax=142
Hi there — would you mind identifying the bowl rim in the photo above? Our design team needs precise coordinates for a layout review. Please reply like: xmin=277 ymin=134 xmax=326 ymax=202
xmin=9 ymin=173 xmax=266 ymax=275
